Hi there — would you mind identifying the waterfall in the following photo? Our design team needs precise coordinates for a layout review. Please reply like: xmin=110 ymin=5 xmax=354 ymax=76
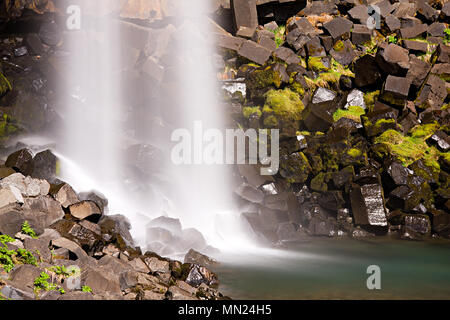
xmin=53 ymin=0 xmax=257 ymax=257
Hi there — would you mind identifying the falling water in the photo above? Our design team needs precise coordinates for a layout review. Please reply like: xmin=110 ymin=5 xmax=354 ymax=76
xmin=51 ymin=0 xmax=257 ymax=256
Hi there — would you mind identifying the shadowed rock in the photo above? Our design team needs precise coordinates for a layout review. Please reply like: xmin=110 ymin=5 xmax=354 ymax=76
xmin=380 ymin=75 xmax=411 ymax=107
xmin=5 ymin=148 xmax=33 ymax=176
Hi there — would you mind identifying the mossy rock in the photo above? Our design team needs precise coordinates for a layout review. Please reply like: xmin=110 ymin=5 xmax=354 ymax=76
xmin=374 ymin=129 xmax=442 ymax=172
xmin=333 ymin=106 xmax=365 ymax=123
xmin=262 ymin=88 xmax=305 ymax=136
xmin=362 ymin=117 xmax=400 ymax=137
xmin=311 ymin=172 xmax=329 ymax=192
xmin=242 ymin=106 xmax=262 ymax=119
xmin=0 ymin=73 xmax=12 ymax=97
xmin=308 ymin=57 xmax=328 ymax=72
xmin=363 ymin=90 xmax=380 ymax=112
xmin=246 ymin=65 xmax=284 ymax=100
xmin=279 ymin=152 xmax=312 ymax=184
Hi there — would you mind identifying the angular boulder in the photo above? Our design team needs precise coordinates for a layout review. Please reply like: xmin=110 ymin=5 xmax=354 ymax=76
xmin=350 ymin=183 xmax=388 ymax=226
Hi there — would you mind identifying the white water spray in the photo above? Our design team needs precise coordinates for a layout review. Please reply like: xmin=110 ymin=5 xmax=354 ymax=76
xmin=53 ymin=0 xmax=258 ymax=256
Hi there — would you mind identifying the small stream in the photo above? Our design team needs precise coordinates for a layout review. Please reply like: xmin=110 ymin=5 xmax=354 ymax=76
xmin=213 ymin=238 xmax=450 ymax=300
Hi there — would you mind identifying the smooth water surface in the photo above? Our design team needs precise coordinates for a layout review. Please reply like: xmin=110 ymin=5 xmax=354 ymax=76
xmin=214 ymin=238 xmax=450 ymax=299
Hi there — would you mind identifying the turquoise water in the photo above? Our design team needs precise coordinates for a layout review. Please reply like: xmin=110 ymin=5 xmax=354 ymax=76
xmin=213 ymin=238 xmax=450 ymax=299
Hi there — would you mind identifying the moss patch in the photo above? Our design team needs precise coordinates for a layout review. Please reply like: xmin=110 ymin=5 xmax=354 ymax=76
xmin=333 ymin=106 xmax=365 ymax=122
xmin=242 ymin=106 xmax=262 ymax=119
xmin=263 ymin=88 xmax=304 ymax=120
xmin=363 ymin=90 xmax=380 ymax=111
xmin=305 ymin=58 xmax=354 ymax=90
xmin=0 ymin=72 xmax=12 ymax=96
xmin=347 ymin=148 xmax=362 ymax=157
xmin=308 ymin=57 xmax=328 ymax=72
xmin=374 ymin=129 xmax=441 ymax=171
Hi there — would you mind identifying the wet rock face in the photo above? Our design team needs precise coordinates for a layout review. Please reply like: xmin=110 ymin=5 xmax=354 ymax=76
xmin=350 ymin=183 xmax=388 ymax=227
xmin=5 ymin=149 xmax=34 ymax=176
xmin=401 ymin=214 xmax=431 ymax=240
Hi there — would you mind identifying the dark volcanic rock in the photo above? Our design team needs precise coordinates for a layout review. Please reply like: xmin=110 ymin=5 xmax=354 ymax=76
xmin=385 ymin=14 xmax=401 ymax=32
xmin=354 ymin=54 xmax=382 ymax=87
xmin=401 ymin=214 xmax=431 ymax=240
xmin=375 ymin=43 xmax=410 ymax=76
xmin=406 ymin=55 xmax=431 ymax=91
xmin=323 ymin=17 xmax=353 ymax=41
xmin=330 ymin=40 xmax=356 ymax=66
xmin=348 ymin=5 xmax=369 ymax=25
xmin=231 ymin=0 xmax=258 ymax=32
xmin=385 ymin=161 xmax=410 ymax=187
xmin=38 ymin=21 xmax=62 ymax=46
xmin=273 ymin=46 xmax=301 ymax=64
xmin=387 ymin=185 xmax=420 ymax=211
xmin=279 ymin=152 xmax=311 ymax=184
xmin=400 ymin=23 xmax=428 ymax=39
xmin=415 ymin=75 xmax=447 ymax=110
xmin=350 ymin=183 xmax=388 ymax=227
xmin=380 ymin=75 xmax=411 ymax=107
xmin=402 ymin=40 xmax=428 ymax=54
xmin=238 ymin=40 xmax=272 ymax=65
xmin=5 ymin=148 xmax=34 ymax=176
xmin=302 ymin=101 xmax=335 ymax=132
xmin=24 ymin=33 xmax=44 ymax=55
xmin=235 ymin=183 xmax=264 ymax=203
xmin=31 ymin=149 xmax=57 ymax=181
xmin=305 ymin=36 xmax=326 ymax=57
xmin=69 ymin=201 xmax=102 ymax=222
xmin=351 ymin=25 xmax=372 ymax=46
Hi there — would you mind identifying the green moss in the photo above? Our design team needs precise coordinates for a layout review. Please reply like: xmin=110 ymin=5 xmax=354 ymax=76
xmin=305 ymin=58 xmax=354 ymax=90
xmin=263 ymin=115 xmax=278 ymax=127
xmin=374 ymin=129 xmax=441 ymax=170
xmin=445 ymin=28 xmax=450 ymax=45
xmin=363 ymin=90 xmax=380 ymax=111
xmin=333 ymin=106 xmax=365 ymax=122
xmin=0 ymin=113 xmax=19 ymax=140
xmin=311 ymin=172 xmax=328 ymax=192
xmin=247 ymin=65 xmax=283 ymax=92
xmin=347 ymin=148 xmax=362 ymax=157
xmin=0 ymin=72 xmax=12 ymax=96
xmin=289 ymin=76 xmax=306 ymax=97
xmin=387 ymin=35 xmax=398 ymax=44
xmin=263 ymin=88 xmax=304 ymax=120
xmin=375 ymin=118 xmax=396 ymax=128
xmin=308 ymin=57 xmax=328 ymax=72
xmin=242 ymin=106 xmax=262 ymax=119
xmin=409 ymin=122 xmax=439 ymax=139
xmin=333 ymin=40 xmax=344 ymax=52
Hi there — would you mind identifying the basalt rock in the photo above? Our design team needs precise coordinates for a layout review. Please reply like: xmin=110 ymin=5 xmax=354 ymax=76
xmin=5 ymin=148 xmax=34 ymax=176
xmin=69 ymin=201 xmax=102 ymax=222
xmin=380 ymin=75 xmax=411 ymax=107
xmin=330 ymin=40 xmax=356 ymax=66
xmin=279 ymin=152 xmax=311 ymax=184
xmin=401 ymin=214 xmax=431 ymax=240
xmin=350 ymin=183 xmax=388 ymax=227
xmin=238 ymin=40 xmax=272 ymax=65
xmin=354 ymin=55 xmax=382 ymax=88
xmin=323 ymin=17 xmax=353 ymax=41
xmin=31 ymin=149 xmax=57 ymax=181
xmin=376 ymin=43 xmax=410 ymax=76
